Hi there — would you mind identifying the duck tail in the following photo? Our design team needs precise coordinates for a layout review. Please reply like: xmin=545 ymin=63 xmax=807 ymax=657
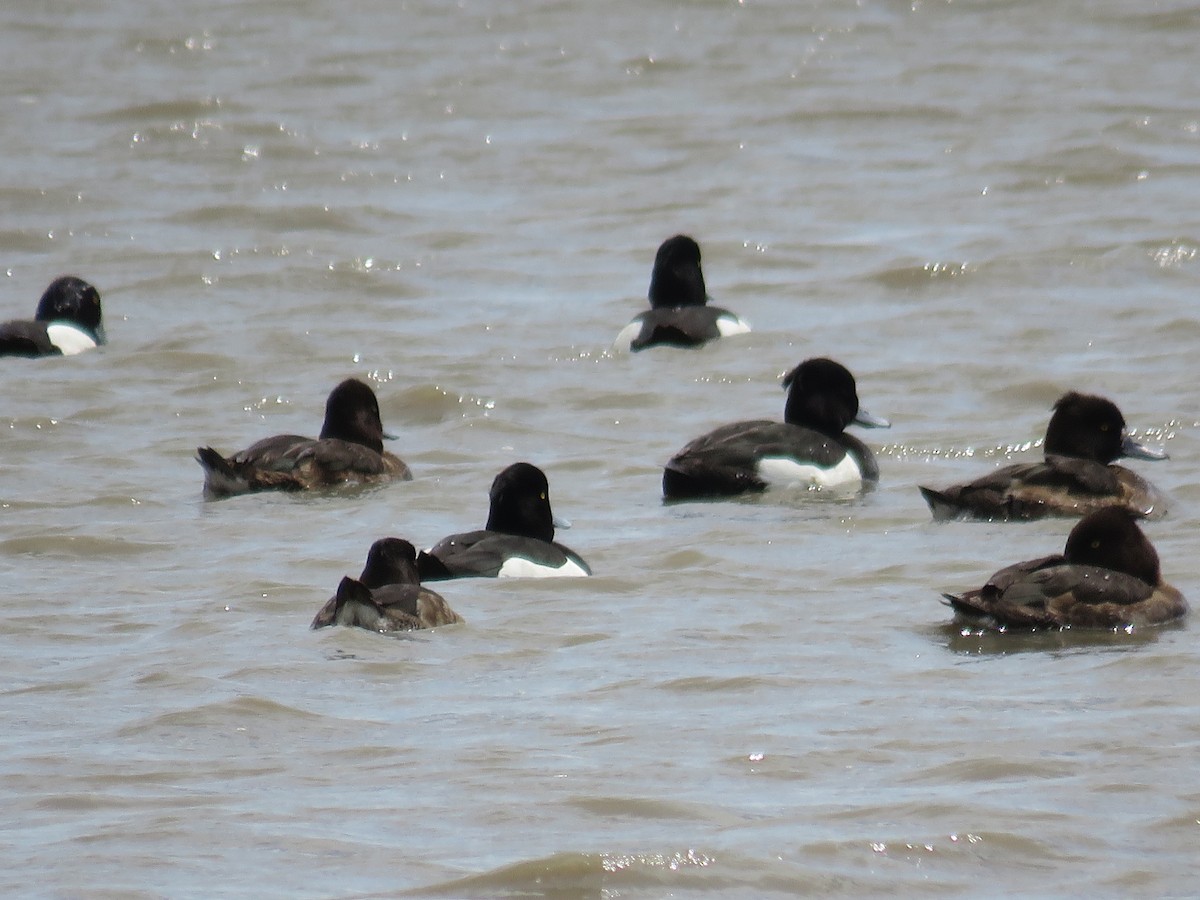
xmin=941 ymin=591 xmax=995 ymax=623
xmin=195 ymin=446 xmax=248 ymax=498
xmin=416 ymin=550 xmax=453 ymax=582
xmin=919 ymin=486 xmax=961 ymax=521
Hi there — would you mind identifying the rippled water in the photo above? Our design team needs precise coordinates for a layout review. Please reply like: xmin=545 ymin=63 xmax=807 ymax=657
xmin=4 ymin=0 xmax=1200 ymax=896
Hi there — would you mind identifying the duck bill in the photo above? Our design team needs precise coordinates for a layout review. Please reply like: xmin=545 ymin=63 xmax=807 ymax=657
xmin=381 ymin=429 xmax=398 ymax=441
xmin=552 ymin=514 xmax=572 ymax=530
xmin=853 ymin=408 xmax=890 ymax=429
xmin=93 ymin=323 xmax=108 ymax=346
xmin=1122 ymin=434 xmax=1167 ymax=460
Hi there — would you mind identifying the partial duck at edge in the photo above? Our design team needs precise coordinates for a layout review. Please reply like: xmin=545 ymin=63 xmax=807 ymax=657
xmin=0 ymin=276 xmax=106 ymax=358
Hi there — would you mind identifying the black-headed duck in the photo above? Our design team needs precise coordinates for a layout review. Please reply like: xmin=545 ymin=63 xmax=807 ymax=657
xmin=942 ymin=507 xmax=1187 ymax=630
xmin=920 ymin=392 xmax=1167 ymax=521
xmin=196 ymin=378 xmax=411 ymax=498
xmin=662 ymin=357 xmax=889 ymax=500
xmin=417 ymin=462 xmax=591 ymax=580
xmin=311 ymin=538 xmax=463 ymax=632
xmin=0 ymin=276 xmax=106 ymax=358
xmin=613 ymin=235 xmax=750 ymax=352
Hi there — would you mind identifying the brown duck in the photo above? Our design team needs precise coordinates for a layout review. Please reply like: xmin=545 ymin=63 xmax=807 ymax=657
xmin=196 ymin=378 xmax=410 ymax=498
xmin=942 ymin=507 xmax=1187 ymax=630
xmin=920 ymin=392 xmax=1167 ymax=521
xmin=312 ymin=538 xmax=463 ymax=632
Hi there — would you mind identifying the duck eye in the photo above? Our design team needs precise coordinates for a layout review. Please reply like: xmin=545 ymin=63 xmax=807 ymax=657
xmin=1091 ymin=539 xmax=1101 ymax=549
xmin=540 ymin=492 xmax=547 ymax=500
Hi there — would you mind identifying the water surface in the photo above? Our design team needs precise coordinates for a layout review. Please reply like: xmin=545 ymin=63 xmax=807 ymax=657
xmin=3 ymin=0 xmax=1199 ymax=895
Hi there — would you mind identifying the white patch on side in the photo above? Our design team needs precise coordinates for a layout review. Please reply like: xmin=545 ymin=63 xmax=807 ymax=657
xmin=716 ymin=314 xmax=751 ymax=337
xmin=612 ymin=319 xmax=643 ymax=353
xmin=497 ymin=555 xmax=591 ymax=578
xmin=46 ymin=323 xmax=98 ymax=356
xmin=756 ymin=453 xmax=862 ymax=490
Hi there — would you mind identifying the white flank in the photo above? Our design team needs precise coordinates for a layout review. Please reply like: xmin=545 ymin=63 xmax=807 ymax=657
xmin=756 ymin=453 xmax=862 ymax=490
xmin=45 ymin=323 xmax=98 ymax=356
xmin=612 ymin=319 xmax=642 ymax=353
xmin=497 ymin=555 xmax=591 ymax=578
xmin=716 ymin=314 xmax=751 ymax=337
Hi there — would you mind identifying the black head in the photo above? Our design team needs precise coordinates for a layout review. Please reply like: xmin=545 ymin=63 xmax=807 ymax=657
xmin=1044 ymin=392 xmax=1164 ymax=463
xmin=648 ymin=235 xmax=707 ymax=310
xmin=34 ymin=276 xmax=105 ymax=343
xmin=1044 ymin=393 xmax=1125 ymax=462
xmin=485 ymin=462 xmax=556 ymax=542
xmin=1063 ymin=507 xmax=1161 ymax=585
xmin=319 ymin=378 xmax=389 ymax=453
xmin=781 ymin=358 xmax=864 ymax=436
xmin=359 ymin=537 xmax=420 ymax=589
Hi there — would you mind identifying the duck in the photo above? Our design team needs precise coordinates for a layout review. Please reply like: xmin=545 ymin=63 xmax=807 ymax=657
xmin=196 ymin=378 xmax=411 ymax=498
xmin=416 ymin=462 xmax=592 ymax=580
xmin=0 ymin=276 xmax=106 ymax=358
xmin=311 ymin=538 xmax=463 ymax=632
xmin=613 ymin=235 xmax=750 ymax=352
xmin=942 ymin=507 xmax=1187 ymax=630
xmin=662 ymin=357 xmax=890 ymax=500
xmin=919 ymin=392 xmax=1168 ymax=521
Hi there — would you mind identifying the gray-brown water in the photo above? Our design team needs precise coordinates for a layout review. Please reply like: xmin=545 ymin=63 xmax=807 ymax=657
xmin=4 ymin=1 xmax=1200 ymax=896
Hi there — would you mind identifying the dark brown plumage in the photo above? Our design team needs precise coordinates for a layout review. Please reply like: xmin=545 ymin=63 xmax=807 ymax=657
xmin=196 ymin=379 xmax=411 ymax=498
xmin=311 ymin=539 xmax=463 ymax=632
xmin=920 ymin=392 xmax=1168 ymax=521
xmin=943 ymin=508 xmax=1187 ymax=630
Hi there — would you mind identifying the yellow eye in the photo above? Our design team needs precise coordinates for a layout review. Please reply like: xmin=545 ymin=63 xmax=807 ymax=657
xmin=540 ymin=492 xmax=547 ymax=500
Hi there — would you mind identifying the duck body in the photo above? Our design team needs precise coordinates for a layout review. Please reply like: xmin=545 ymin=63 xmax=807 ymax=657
xmin=196 ymin=435 xmax=409 ymax=497
xmin=418 ymin=529 xmax=592 ymax=580
xmin=311 ymin=538 xmax=463 ymax=632
xmin=614 ymin=235 xmax=750 ymax=353
xmin=919 ymin=457 xmax=1166 ymax=522
xmin=0 ymin=276 xmax=106 ymax=358
xmin=310 ymin=577 xmax=462 ymax=632
xmin=920 ymin=392 xmax=1168 ymax=521
xmin=615 ymin=305 xmax=751 ymax=353
xmin=662 ymin=357 xmax=888 ymax=500
xmin=663 ymin=420 xmax=878 ymax=498
xmin=416 ymin=462 xmax=592 ymax=581
xmin=197 ymin=378 xmax=411 ymax=498
xmin=943 ymin=507 xmax=1187 ymax=630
